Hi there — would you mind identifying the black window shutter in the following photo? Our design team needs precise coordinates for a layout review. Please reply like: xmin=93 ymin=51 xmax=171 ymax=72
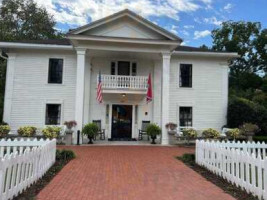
xmin=111 ymin=62 xmax=116 ymax=75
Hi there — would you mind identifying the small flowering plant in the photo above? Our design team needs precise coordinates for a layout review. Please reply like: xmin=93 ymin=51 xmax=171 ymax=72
xmin=42 ymin=126 xmax=62 ymax=139
xmin=0 ymin=125 xmax=11 ymax=137
xmin=165 ymin=122 xmax=177 ymax=130
xmin=226 ymin=128 xmax=240 ymax=139
xmin=64 ymin=121 xmax=77 ymax=129
xmin=17 ymin=126 xmax=37 ymax=137
xmin=202 ymin=128 xmax=220 ymax=139
xmin=182 ymin=128 xmax=198 ymax=139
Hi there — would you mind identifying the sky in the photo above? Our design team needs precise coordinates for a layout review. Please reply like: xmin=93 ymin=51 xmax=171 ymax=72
xmin=1 ymin=0 xmax=267 ymax=47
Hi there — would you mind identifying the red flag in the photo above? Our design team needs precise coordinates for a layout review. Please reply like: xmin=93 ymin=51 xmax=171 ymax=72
xmin=146 ymin=73 xmax=152 ymax=103
xmin=97 ymin=71 xmax=103 ymax=103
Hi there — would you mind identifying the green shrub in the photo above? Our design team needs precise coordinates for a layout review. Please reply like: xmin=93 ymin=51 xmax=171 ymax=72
xmin=146 ymin=123 xmax=161 ymax=137
xmin=179 ymin=154 xmax=195 ymax=164
xmin=226 ymin=128 xmax=240 ymax=139
xmin=82 ymin=123 xmax=99 ymax=138
xmin=202 ymin=128 xmax=220 ymax=139
xmin=227 ymin=96 xmax=267 ymax=134
xmin=17 ymin=126 xmax=37 ymax=137
xmin=0 ymin=125 xmax=10 ymax=137
xmin=182 ymin=128 xmax=198 ymax=139
xmin=56 ymin=149 xmax=75 ymax=161
xmin=42 ymin=126 xmax=62 ymax=139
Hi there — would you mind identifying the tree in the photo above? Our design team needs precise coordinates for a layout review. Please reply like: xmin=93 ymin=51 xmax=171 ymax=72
xmin=0 ymin=0 xmax=62 ymax=41
xmin=199 ymin=44 xmax=209 ymax=50
xmin=0 ymin=0 xmax=63 ymax=122
xmin=212 ymin=21 xmax=266 ymax=75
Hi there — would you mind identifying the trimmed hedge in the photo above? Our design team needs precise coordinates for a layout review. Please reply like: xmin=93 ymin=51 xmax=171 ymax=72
xmin=227 ymin=96 xmax=267 ymax=134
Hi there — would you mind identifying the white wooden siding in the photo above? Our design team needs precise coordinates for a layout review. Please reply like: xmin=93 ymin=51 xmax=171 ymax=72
xmin=9 ymin=50 xmax=76 ymax=131
xmin=5 ymin=50 xmax=228 ymax=138
xmin=169 ymin=57 xmax=228 ymax=131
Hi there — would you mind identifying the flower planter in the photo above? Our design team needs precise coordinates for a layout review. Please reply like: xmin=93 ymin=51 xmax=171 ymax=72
xmin=88 ymin=136 xmax=94 ymax=144
xmin=151 ymin=136 xmax=157 ymax=144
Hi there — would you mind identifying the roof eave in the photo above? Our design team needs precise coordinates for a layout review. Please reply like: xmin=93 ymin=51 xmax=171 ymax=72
xmin=0 ymin=42 xmax=73 ymax=50
xmin=67 ymin=34 xmax=181 ymax=46
xmin=173 ymin=51 xmax=239 ymax=58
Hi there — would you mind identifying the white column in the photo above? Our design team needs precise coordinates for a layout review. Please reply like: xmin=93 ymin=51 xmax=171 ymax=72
xmin=161 ymin=53 xmax=171 ymax=145
xmin=74 ymin=49 xmax=86 ymax=144
xmin=3 ymin=53 xmax=16 ymax=124
xmin=83 ymin=57 xmax=91 ymax=124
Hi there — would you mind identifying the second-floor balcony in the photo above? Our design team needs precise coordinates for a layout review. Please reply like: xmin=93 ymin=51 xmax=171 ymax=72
xmin=98 ymin=75 xmax=148 ymax=93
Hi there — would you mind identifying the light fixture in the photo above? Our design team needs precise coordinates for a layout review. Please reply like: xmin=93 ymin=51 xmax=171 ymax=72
xmin=121 ymin=93 xmax=126 ymax=97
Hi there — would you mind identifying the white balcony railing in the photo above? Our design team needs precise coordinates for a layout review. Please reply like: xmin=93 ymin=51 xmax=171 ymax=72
xmin=99 ymin=75 xmax=148 ymax=90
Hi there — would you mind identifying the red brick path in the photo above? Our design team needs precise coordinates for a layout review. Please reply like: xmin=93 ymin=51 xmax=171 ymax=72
xmin=37 ymin=146 xmax=235 ymax=200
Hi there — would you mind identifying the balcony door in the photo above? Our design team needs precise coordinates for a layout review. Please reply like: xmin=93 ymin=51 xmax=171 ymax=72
xmin=118 ymin=61 xmax=130 ymax=76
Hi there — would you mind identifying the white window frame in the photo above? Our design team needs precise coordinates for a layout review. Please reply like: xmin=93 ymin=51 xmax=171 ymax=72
xmin=110 ymin=60 xmax=138 ymax=76
xmin=46 ymin=57 xmax=65 ymax=85
xmin=178 ymin=63 xmax=193 ymax=89
xmin=43 ymin=100 xmax=64 ymax=126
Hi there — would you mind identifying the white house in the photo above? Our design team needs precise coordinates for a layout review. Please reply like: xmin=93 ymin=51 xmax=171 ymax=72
xmin=0 ymin=9 xmax=238 ymax=144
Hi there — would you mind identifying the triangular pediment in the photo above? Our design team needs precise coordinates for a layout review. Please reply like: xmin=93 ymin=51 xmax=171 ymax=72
xmin=69 ymin=9 xmax=182 ymax=42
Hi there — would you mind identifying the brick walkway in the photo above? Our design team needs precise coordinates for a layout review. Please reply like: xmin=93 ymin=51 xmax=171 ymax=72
xmin=37 ymin=146 xmax=235 ymax=200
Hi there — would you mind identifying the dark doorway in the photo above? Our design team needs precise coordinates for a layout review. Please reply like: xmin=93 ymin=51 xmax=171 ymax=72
xmin=111 ymin=105 xmax=132 ymax=140
xmin=118 ymin=61 xmax=130 ymax=76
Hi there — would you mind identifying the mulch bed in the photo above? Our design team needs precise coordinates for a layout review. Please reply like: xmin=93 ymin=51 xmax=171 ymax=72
xmin=177 ymin=154 xmax=259 ymax=200
xmin=14 ymin=150 xmax=74 ymax=200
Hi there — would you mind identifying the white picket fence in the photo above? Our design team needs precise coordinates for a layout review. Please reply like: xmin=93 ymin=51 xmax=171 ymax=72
xmin=196 ymin=140 xmax=267 ymax=200
xmin=0 ymin=138 xmax=56 ymax=200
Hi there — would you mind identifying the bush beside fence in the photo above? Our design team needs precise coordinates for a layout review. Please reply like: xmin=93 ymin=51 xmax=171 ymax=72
xmin=196 ymin=140 xmax=267 ymax=200
xmin=0 ymin=138 xmax=56 ymax=200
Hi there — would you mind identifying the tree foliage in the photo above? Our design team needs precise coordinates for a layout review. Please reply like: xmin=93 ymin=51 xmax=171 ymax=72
xmin=0 ymin=0 xmax=62 ymax=41
xmin=212 ymin=21 xmax=267 ymax=75
xmin=0 ymin=0 xmax=62 ymax=122
xmin=227 ymin=97 xmax=267 ymax=134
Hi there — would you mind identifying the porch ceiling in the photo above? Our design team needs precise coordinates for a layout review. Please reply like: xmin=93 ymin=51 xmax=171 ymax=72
xmin=102 ymin=93 xmax=146 ymax=103
xmin=86 ymin=49 xmax=161 ymax=60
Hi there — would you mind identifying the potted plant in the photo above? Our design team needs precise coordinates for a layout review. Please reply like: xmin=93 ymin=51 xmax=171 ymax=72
xmin=17 ymin=126 xmax=37 ymax=137
xmin=182 ymin=128 xmax=198 ymax=144
xmin=165 ymin=122 xmax=177 ymax=135
xmin=239 ymin=123 xmax=260 ymax=141
xmin=0 ymin=125 xmax=11 ymax=138
xmin=202 ymin=128 xmax=220 ymax=140
xmin=64 ymin=120 xmax=77 ymax=134
xmin=146 ymin=123 xmax=161 ymax=144
xmin=82 ymin=123 xmax=99 ymax=144
xmin=42 ymin=126 xmax=62 ymax=139
xmin=226 ymin=128 xmax=240 ymax=140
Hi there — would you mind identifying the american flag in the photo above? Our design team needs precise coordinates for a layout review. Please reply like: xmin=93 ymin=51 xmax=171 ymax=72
xmin=97 ymin=71 xmax=103 ymax=103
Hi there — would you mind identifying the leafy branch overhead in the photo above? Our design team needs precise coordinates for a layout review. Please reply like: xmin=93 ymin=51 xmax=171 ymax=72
xmin=212 ymin=21 xmax=267 ymax=74
xmin=0 ymin=0 xmax=63 ymax=41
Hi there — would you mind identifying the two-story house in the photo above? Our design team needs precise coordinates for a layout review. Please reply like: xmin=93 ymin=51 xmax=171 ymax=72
xmin=0 ymin=9 xmax=238 ymax=144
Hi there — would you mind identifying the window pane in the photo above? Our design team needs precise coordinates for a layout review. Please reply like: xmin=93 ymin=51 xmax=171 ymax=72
xmin=132 ymin=63 xmax=137 ymax=76
xmin=179 ymin=107 xmax=192 ymax=127
xmin=48 ymin=59 xmax=63 ymax=84
xmin=179 ymin=64 xmax=192 ymax=87
xmin=46 ymin=104 xmax=61 ymax=125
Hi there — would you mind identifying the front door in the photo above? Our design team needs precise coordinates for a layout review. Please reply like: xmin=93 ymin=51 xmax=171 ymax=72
xmin=112 ymin=105 xmax=132 ymax=140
